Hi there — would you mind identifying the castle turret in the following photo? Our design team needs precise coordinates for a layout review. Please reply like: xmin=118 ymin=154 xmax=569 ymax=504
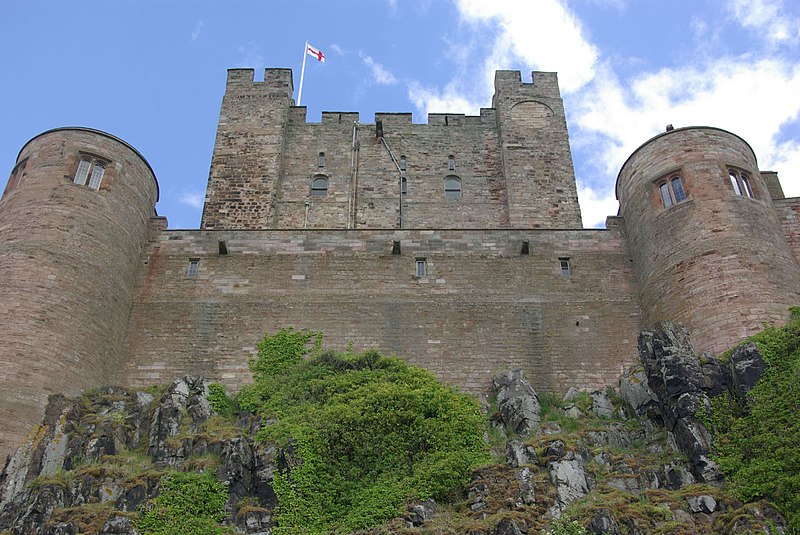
xmin=617 ymin=126 xmax=800 ymax=354
xmin=0 ymin=128 xmax=159 ymax=458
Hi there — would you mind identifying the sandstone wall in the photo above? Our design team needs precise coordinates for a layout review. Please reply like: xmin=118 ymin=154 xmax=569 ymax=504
xmin=0 ymin=128 xmax=158 ymax=458
xmin=774 ymin=198 xmax=800 ymax=267
xmin=201 ymin=69 xmax=582 ymax=231
xmin=122 ymin=226 xmax=640 ymax=395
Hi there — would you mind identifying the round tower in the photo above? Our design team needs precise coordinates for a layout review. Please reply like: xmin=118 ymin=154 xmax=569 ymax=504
xmin=0 ymin=128 xmax=158 ymax=458
xmin=617 ymin=126 xmax=800 ymax=355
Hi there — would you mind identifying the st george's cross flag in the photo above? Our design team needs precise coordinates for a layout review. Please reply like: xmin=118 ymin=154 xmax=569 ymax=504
xmin=307 ymin=43 xmax=325 ymax=63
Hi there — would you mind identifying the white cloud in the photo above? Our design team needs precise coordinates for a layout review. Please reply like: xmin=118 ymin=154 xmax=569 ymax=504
xmin=727 ymin=0 xmax=800 ymax=44
xmin=191 ymin=20 xmax=204 ymax=42
xmin=408 ymin=0 xmax=598 ymax=117
xmin=179 ymin=190 xmax=206 ymax=209
xmin=577 ymin=185 xmax=618 ymax=228
xmin=455 ymin=0 xmax=599 ymax=93
xmin=570 ymin=56 xmax=800 ymax=213
xmin=329 ymin=43 xmax=344 ymax=56
xmin=360 ymin=54 xmax=398 ymax=85
xmin=407 ymin=80 xmax=484 ymax=116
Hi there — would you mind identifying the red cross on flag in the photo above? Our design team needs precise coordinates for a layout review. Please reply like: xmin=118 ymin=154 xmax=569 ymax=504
xmin=307 ymin=43 xmax=325 ymax=63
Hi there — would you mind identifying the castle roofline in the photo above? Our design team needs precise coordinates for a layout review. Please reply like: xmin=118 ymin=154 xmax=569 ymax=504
xmin=18 ymin=127 xmax=160 ymax=202
xmin=614 ymin=126 xmax=757 ymax=200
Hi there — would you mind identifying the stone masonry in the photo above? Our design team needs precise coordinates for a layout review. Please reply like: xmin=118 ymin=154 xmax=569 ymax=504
xmin=0 ymin=68 xmax=798 ymax=459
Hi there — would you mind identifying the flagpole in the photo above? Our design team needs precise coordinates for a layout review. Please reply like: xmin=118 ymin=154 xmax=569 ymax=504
xmin=298 ymin=41 xmax=308 ymax=106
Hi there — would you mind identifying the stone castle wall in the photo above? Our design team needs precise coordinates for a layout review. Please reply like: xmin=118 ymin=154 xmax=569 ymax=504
xmin=121 ymin=225 xmax=640 ymax=395
xmin=2 ymin=68 xmax=800 ymax=462
xmin=201 ymin=69 xmax=582 ymax=231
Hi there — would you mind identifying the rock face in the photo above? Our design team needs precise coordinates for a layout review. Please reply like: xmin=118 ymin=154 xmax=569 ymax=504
xmin=0 ymin=377 xmax=276 ymax=534
xmin=492 ymin=369 xmax=541 ymax=437
xmin=637 ymin=322 xmax=770 ymax=484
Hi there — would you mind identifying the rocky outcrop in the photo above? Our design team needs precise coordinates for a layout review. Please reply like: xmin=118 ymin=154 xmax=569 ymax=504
xmin=492 ymin=370 xmax=541 ymax=437
xmin=0 ymin=377 xmax=276 ymax=534
xmin=637 ymin=322 xmax=771 ymax=485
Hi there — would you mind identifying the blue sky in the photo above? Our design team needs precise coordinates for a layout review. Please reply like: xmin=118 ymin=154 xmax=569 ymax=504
xmin=2 ymin=0 xmax=799 ymax=228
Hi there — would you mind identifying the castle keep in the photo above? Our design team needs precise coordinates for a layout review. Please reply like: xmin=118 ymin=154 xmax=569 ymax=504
xmin=1 ymin=68 xmax=799 ymax=458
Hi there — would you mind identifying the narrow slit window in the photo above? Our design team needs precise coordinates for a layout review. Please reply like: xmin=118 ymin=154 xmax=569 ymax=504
xmin=186 ymin=259 xmax=199 ymax=277
xmin=87 ymin=162 xmax=105 ymax=190
xmin=671 ymin=176 xmax=686 ymax=202
xmin=659 ymin=182 xmax=673 ymax=208
xmin=74 ymin=159 xmax=91 ymax=185
xmin=415 ymin=258 xmax=427 ymax=277
xmin=399 ymin=156 xmax=406 ymax=171
xmin=311 ymin=175 xmax=328 ymax=196
xmin=741 ymin=174 xmax=754 ymax=198
xmin=447 ymin=155 xmax=455 ymax=171
xmin=559 ymin=257 xmax=571 ymax=276
xmin=318 ymin=152 xmax=325 ymax=168
xmin=730 ymin=171 xmax=742 ymax=195
xmin=444 ymin=175 xmax=461 ymax=199
xmin=401 ymin=176 xmax=407 ymax=195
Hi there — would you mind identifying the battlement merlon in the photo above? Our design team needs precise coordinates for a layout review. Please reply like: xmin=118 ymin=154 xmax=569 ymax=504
xmin=225 ymin=68 xmax=294 ymax=101
xmin=492 ymin=70 xmax=562 ymax=105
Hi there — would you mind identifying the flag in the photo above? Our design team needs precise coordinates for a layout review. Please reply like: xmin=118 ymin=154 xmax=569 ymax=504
xmin=307 ymin=43 xmax=325 ymax=63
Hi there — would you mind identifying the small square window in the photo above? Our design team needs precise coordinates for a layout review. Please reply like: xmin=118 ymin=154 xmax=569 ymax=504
xmin=186 ymin=259 xmax=199 ymax=277
xmin=415 ymin=258 xmax=427 ymax=277
xmin=559 ymin=257 xmax=571 ymax=276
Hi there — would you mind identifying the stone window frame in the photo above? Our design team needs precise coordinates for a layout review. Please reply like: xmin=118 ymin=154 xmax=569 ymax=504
xmin=728 ymin=167 xmax=756 ymax=199
xmin=656 ymin=172 xmax=687 ymax=209
xmin=444 ymin=175 xmax=462 ymax=200
xmin=318 ymin=152 xmax=325 ymax=169
xmin=73 ymin=153 xmax=109 ymax=191
xmin=559 ymin=257 xmax=571 ymax=276
xmin=310 ymin=174 xmax=329 ymax=197
xmin=447 ymin=155 xmax=456 ymax=171
xmin=186 ymin=258 xmax=199 ymax=277
xmin=415 ymin=257 xmax=427 ymax=278
xmin=5 ymin=158 xmax=28 ymax=193
xmin=401 ymin=176 xmax=408 ymax=196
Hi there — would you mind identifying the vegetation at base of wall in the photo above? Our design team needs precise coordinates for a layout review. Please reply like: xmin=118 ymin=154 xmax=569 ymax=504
xmin=207 ymin=382 xmax=235 ymax=418
xmin=237 ymin=328 xmax=488 ymax=534
xmin=706 ymin=313 xmax=800 ymax=532
xmin=136 ymin=471 xmax=229 ymax=535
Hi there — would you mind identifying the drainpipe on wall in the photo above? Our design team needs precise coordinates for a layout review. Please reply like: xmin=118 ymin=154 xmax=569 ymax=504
xmin=378 ymin=135 xmax=403 ymax=229
xmin=349 ymin=122 xmax=359 ymax=229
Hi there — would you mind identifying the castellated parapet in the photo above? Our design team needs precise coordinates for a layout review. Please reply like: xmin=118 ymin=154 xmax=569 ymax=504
xmin=1 ymin=68 xmax=799 ymax=459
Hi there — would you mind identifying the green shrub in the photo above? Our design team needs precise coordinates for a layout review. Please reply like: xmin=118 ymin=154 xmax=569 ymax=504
xmin=137 ymin=471 xmax=228 ymax=534
xmin=707 ymin=316 xmax=800 ymax=531
xmin=207 ymin=383 xmax=234 ymax=417
xmin=244 ymin=330 xmax=488 ymax=534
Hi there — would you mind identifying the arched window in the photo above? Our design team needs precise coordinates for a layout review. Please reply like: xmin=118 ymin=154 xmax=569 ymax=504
xmin=671 ymin=176 xmax=686 ymax=202
xmin=729 ymin=168 xmax=755 ymax=198
xmin=657 ymin=174 xmax=687 ymax=208
xmin=399 ymin=155 xmax=406 ymax=171
xmin=729 ymin=171 xmax=742 ymax=195
xmin=318 ymin=152 xmax=325 ymax=168
xmin=311 ymin=175 xmax=328 ymax=196
xmin=447 ymin=155 xmax=456 ymax=171
xmin=444 ymin=175 xmax=461 ymax=199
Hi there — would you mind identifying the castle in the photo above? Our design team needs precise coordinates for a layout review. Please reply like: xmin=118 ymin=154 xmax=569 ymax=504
xmin=1 ymin=68 xmax=799 ymax=459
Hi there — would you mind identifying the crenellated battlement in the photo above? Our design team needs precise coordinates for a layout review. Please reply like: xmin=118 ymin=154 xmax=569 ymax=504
xmin=493 ymin=70 xmax=562 ymax=102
